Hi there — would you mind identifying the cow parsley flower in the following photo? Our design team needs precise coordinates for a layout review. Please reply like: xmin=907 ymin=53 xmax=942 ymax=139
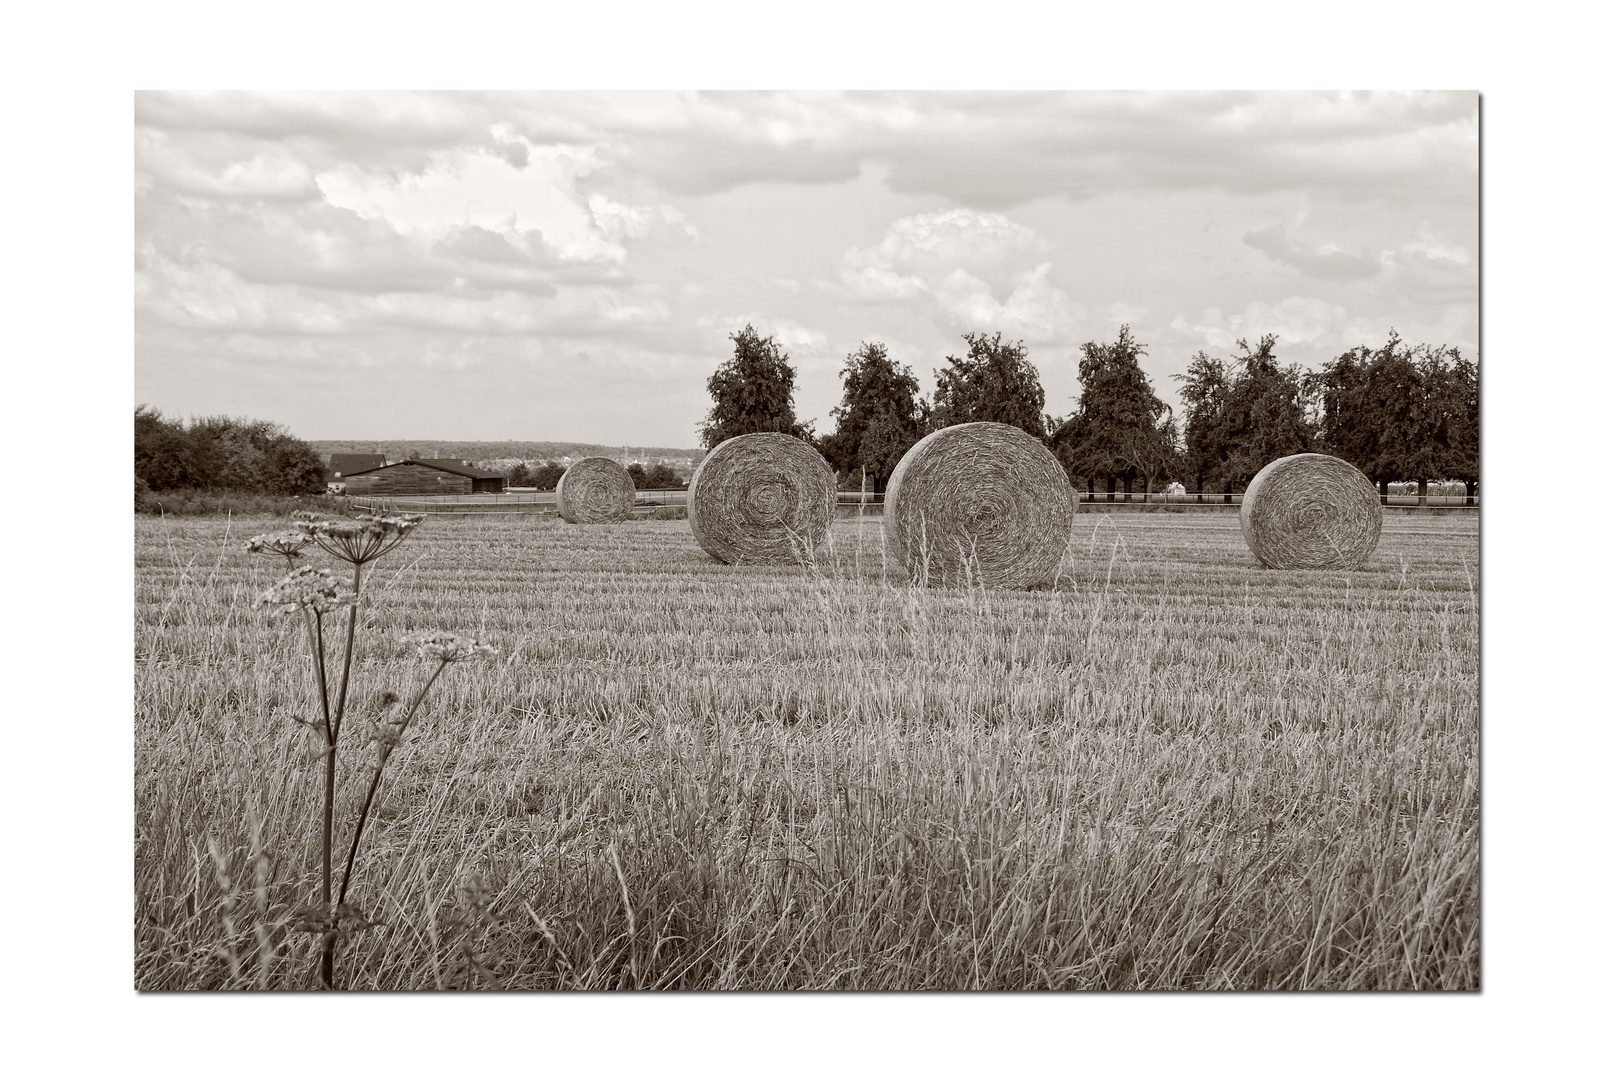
xmin=399 ymin=632 xmax=500 ymax=663
xmin=297 ymin=513 xmax=426 ymax=565
xmin=244 ymin=531 xmax=311 ymax=559
xmin=253 ymin=566 xmax=359 ymax=616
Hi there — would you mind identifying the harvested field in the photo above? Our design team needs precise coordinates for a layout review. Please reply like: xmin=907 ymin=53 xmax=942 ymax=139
xmin=134 ymin=512 xmax=1478 ymax=990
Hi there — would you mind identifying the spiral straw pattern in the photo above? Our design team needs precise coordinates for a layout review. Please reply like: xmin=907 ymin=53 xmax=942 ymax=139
xmin=1239 ymin=453 xmax=1383 ymax=570
xmin=556 ymin=457 xmax=637 ymax=524
xmin=687 ymin=433 xmax=837 ymax=564
xmin=884 ymin=422 xmax=1076 ymax=589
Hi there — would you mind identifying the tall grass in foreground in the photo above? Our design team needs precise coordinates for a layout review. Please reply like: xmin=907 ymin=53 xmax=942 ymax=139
xmin=135 ymin=514 xmax=1478 ymax=989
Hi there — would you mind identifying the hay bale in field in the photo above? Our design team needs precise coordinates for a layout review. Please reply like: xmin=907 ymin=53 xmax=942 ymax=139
xmin=884 ymin=421 xmax=1076 ymax=589
xmin=687 ymin=433 xmax=836 ymax=564
xmin=1239 ymin=453 xmax=1383 ymax=570
xmin=556 ymin=457 xmax=637 ymax=523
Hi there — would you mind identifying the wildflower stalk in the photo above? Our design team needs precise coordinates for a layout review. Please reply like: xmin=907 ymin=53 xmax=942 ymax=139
xmin=247 ymin=514 xmax=499 ymax=990
xmin=332 ymin=563 xmax=362 ymax=743
xmin=336 ymin=658 xmax=450 ymax=907
xmin=313 ymin=613 xmax=335 ymax=940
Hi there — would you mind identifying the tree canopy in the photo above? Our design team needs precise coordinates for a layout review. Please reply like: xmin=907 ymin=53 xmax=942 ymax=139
xmin=1217 ymin=334 xmax=1314 ymax=486
xmin=1308 ymin=332 xmax=1477 ymax=496
xmin=699 ymin=324 xmax=812 ymax=449
xmin=820 ymin=341 xmax=928 ymax=491
xmin=1174 ymin=350 xmax=1234 ymax=493
xmin=1173 ymin=335 xmax=1313 ymax=493
xmin=135 ymin=406 xmax=325 ymax=494
xmin=931 ymin=332 xmax=1047 ymax=439
xmin=1052 ymin=326 xmax=1175 ymax=491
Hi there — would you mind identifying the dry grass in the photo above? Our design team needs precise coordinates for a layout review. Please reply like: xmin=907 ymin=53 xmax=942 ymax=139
xmin=134 ymin=511 xmax=1478 ymax=989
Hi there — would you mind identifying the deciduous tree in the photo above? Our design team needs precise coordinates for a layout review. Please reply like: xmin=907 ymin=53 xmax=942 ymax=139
xmin=1309 ymin=332 xmax=1476 ymax=504
xmin=134 ymin=407 xmax=324 ymax=494
xmin=931 ymin=332 xmax=1047 ymax=439
xmin=700 ymin=324 xmax=812 ymax=449
xmin=821 ymin=341 xmax=927 ymax=492
xmin=1052 ymin=326 xmax=1168 ymax=502
xmin=1217 ymin=334 xmax=1314 ymax=488
xmin=529 ymin=462 xmax=565 ymax=491
xmin=1174 ymin=351 xmax=1233 ymax=501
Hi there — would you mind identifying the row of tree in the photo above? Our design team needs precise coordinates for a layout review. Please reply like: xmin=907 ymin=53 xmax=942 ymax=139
xmin=135 ymin=406 xmax=327 ymax=494
xmin=504 ymin=460 xmax=685 ymax=490
xmin=701 ymin=324 xmax=1479 ymax=501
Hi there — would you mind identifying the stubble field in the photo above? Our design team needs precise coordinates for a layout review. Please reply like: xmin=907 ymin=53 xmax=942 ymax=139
xmin=134 ymin=510 xmax=1479 ymax=990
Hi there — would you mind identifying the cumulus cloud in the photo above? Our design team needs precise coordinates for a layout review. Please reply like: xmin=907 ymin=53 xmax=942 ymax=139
xmin=1171 ymin=297 xmax=1353 ymax=353
xmin=1398 ymin=223 xmax=1470 ymax=266
xmin=136 ymin=128 xmax=322 ymax=202
xmin=837 ymin=210 xmax=1084 ymax=344
xmin=1243 ymin=224 xmax=1382 ymax=280
xmin=134 ymin=97 xmax=698 ymax=356
xmin=698 ymin=313 xmax=829 ymax=356
xmin=841 ymin=208 xmax=1041 ymax=290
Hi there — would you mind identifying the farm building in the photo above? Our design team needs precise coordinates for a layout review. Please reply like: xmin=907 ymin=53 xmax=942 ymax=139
xmin=326 ymin=453 xmax=387 ymax=479
xmin=324 ymin=453 xmax=387 ymax=491
xmin=341 ymin=459 xmax=507 ymax=496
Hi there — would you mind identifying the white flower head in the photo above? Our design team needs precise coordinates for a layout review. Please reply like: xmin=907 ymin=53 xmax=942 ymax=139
xmin=297 ymin=513 xmax=426 ymax=565
xmin=399 ymin=632 xmax=499 ymax=664
xmin=244 ymin=531 xmax=311 ymax=559
xmin=253 ymin=566 xmax=359 ymax=616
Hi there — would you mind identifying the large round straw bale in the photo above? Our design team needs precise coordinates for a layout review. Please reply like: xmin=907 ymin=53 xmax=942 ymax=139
xmin=1240 ymin=453 xmax=1383 ymax=570
xmin=687 ymin=433 xmax=836 ymax=564
xmin=884 ymin=422 xmax=1076 ymax=589
xmin=556 ymin=457 xmax=637 ymax=524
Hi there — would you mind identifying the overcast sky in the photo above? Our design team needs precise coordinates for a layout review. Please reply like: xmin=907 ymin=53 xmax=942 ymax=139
xmin=134 ymin=90 xmax=1477 ymax=447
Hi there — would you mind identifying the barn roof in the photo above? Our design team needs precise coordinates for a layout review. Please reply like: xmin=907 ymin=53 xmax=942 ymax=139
xmin=327 ymin=453 xmax=386 ymax=477
xmin=343 ymin=458 xmax=505 ymax=481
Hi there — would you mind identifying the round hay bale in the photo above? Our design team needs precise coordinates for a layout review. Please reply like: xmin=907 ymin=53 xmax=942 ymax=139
xmin=556 ymin=457 xmax=637 ymax=524
xmin=1239 ymin=453 xmax=1383 ymax=570
xmin=687 ymin=433 xmax=836 ymax=564
xmin=884 ymin=422 xmax=1075 ymax=589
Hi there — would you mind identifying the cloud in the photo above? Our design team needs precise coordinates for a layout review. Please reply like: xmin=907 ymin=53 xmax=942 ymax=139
xmin=1243 ymin=224 xmax=1382 ymax=280
xmin=137 ymin=90 xmax=1478 ymax=211
xmin=698 ymin=313 xmax=829 ymax=357
xmin=132 ymin=91 xmax=1476 ymax=446
xmin=136 ymin=128 xmax=322 ymax=202
xmin=596 ymin=90 xmax=1479 ymax=207
xmin=1171 ymin=297 xmax=1352 ymax=353
xmin=837 ymin=210 xmax=1084 ymax=344
xmin=933 ymin=263 xmax=1086 ymax=343
xmin=1398 ymin=223 xmax=1470 ymax=267
xmin=841 ymin=208 xmax=1041 ymax=290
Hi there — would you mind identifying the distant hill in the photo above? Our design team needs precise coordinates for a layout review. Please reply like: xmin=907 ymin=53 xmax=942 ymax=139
xmin=309 ymin=440 xmax=704 ymax=465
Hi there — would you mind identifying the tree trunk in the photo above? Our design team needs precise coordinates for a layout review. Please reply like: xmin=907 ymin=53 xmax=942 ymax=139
xmin=1195 ymin=475 xmax=1204 ymax=504
xmin=1417 ymin=477 xmax=1428 ymax=507
xmin=1106 ymin=476 xmax=1116 ymax=503
xmin=1123 ymin=476 xmax=1133 ymax=504
xmin=1379 ymin=479 xmax=1389 ymax=506
xmin=1086 ymin=477 xmax=1094 ymax=504
xmin=1142 ymin=474 xmax=1152 ymax=504
xmin=1465 ymin=479 xmax=1476 ymax=506
xmin=1223 ymin=482 xmax=1232 ymax=504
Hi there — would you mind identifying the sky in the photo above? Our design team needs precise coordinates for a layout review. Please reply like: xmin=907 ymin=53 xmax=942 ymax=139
xmin=134 ymin=90 xmax=1478 ymax=447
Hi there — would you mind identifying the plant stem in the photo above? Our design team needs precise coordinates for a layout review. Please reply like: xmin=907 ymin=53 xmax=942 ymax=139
xmin=313 ymin=611 xmax=337 ymax=990
xmin=332 ymin=562 xmax=363 ymax=743
xmin=337 ymin=659 xmax=449 ymax=907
